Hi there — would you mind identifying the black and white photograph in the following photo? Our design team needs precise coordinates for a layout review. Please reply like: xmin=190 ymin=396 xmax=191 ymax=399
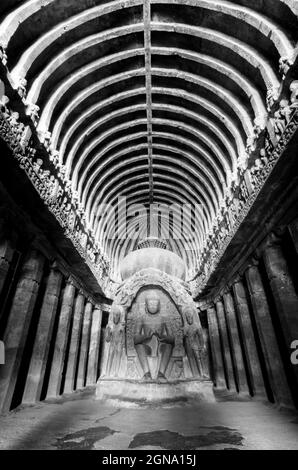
xmin=0 ymin=0 xmax=298 ymax=460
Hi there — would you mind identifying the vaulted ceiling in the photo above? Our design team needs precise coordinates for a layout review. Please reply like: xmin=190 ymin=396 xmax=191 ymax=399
xmin=1 ymin=0 xmax=297 ymax=281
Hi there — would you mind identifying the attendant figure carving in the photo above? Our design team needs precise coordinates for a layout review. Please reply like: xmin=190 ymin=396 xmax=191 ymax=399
xmin=104 ymin=305 xmax=125 ymax=378
xmin=183 ymin=307 xmax=208 ymax=378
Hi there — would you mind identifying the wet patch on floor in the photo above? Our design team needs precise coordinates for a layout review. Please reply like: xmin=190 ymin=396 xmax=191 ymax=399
xmin=129 ymin=429 xmax=244 ymax=450
xmin=56 ymin=426 xmax=118 ymax=450
xmin=200 ymin=425 xmax=238 ymax=431
xmin=95 ymin=409 xmax=121 ymax=423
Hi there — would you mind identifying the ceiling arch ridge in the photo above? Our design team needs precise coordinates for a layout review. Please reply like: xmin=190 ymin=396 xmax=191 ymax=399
xmin=46 ymin=66 xmax=251 ymax=164
xmin=67 ymin=106 xmax=148 ymax=184
xmin=102 ymin=216 xmax=203 ymax=278
xmin=152 ymin=67 xmax=254 ymax=136
xmin=151 ymin=139 xmax=225 ymax=196
xmin=37 ymin=48 xmax=262 ymax=174
xmin=43 ymin=67 xmax=146 ymax=139
xmin=109 ymin=215 xmax=202 ymax=280
xmin=109 ymin=216 xmax=199 ymax=278
xmin=78 ymin=140 xmax=224 ymax=216
xmin=109 ymin=202 xmax=203 ymax=254
xmin=7 ymin=19 xmax=282 ymax=137
xmin=84 ymin=150 xmax=218 ymax=224
xmin=151 ymin=47 xmax=267 ymax=118
xmin=26 ymin=44 xmax=145 ymax=106
xmin=92 ymin=170 xmax=213 ymax=235
xmin=45 ymin=84 xmax=247 ymax=167
xmin=31 ymin=27 xmax=276 ymax=138
xmin=3 ymin=0 xmax=291 ymax=86
xmin=99 ymin=190 xmax=206 ymax=258
xmin=74 ymin=118 xmax=148 ymax=180
xmin=151 ymin=88 xmax=246 ymax=159
xmin=106 ymin=200 xmax=203 ymax=257
xmin=59 ymin=88 xmax=146 ymax=159
xmin=74 ymin=119 xmax=230 ymax=193
xmin=27 ymin=43 xmax=266 ymax=137
xmin=85 ymin=153 xmax=219 ymax=223
xmin=62 ymin=94 xmax=242 ymax=177
xmin=151 ymin=113 xmax=236 ymax=173
xmin=92 ymin=173 xmax=213 ymax=243
xmin=77 ymin=132 xmax=150 ymax=194
xmin=151 ymin=22 xmax=280 ymax=89
xmin=71 ymin=116 xmax=229 ymax=187
xmin=96 ymin=183 xmax=208 ymax=241
xmin=7 ymin=1 xmax=143 ymax=79
xmin=39 ymin=56 xmax=144 ymax=130
xmin=152 ymin=0 xmax=296 ymax=54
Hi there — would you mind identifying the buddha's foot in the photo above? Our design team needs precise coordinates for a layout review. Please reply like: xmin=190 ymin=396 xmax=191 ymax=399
xmin=157 ymin=372 xmax=168 ymax=383
xmin=142 ymin=372 xmax=152 ymax=382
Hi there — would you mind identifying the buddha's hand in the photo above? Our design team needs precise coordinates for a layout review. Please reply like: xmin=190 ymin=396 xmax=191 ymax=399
xmin=158 ymin=334 xmax=175 ymax=345
xmin=134 ymin=330 xmax=153 ymax=344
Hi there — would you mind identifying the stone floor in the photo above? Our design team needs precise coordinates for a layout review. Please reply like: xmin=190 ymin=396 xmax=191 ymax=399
xmin=0 ymin=390 xmax=298 ymax=450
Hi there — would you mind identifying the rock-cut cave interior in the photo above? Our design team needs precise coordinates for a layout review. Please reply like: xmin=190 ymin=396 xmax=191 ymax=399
xmin=1 ymin=0 xmax=298 ymax=451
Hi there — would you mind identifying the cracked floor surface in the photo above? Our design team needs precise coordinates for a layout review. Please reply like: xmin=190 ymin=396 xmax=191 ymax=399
xmin=0 ymin=391 xmax=298 ymax=450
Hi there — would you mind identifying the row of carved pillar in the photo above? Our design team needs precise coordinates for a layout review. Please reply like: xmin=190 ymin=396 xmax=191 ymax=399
xmin=0 ymin=238 xmax=103 ymax=414
xmin=206 ymin=231 xmax=298 ymax=409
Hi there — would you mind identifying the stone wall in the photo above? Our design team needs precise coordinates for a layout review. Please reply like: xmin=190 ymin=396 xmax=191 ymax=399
xmin=201 ymin=224 xmax=298 ymax=409
xmin=0 ymin=230 xmax=105 ymax=414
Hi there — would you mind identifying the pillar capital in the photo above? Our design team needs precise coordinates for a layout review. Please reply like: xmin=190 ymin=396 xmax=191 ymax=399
xmin=223 ymin=288 xmax=233 ymax=299
xmin=263 ymin=232 xmax=282 ymax=250
xmin=49 ymin=260 xmax=62 ymax=273
xmin=206 ymin=302 xmax=215 ymax=311
xmin=245 ymin=256 xmax=259 ymax=271
xmin=66 ymin=276 xmax=78 ymax=288
xmin=78 ymin=288 xmax=85 ymax=297
xmin=230 ymin=273 xmax=243 ymax=288
xmin=222 ymin=285 xmax=232 ymax=296
xmin=93 ymin=304 xmax=103 ymax=312
xmin=86 ymin=295 xmax=94 ymax=305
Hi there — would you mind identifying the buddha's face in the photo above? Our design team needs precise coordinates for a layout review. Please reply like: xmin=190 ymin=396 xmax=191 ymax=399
xmin=185 ymin=309 xmax=194 ymax=325
xmin=146 ymin=296 xmax=160 ymax=315
xmin=113 ymin=309 xmax=121 ymax=324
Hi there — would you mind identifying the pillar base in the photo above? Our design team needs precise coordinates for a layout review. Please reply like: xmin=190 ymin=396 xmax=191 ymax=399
xmin=213 ymin=387 xmax=253 ymax=402
xmin=96 ymin=378 xmax=216 ymax=407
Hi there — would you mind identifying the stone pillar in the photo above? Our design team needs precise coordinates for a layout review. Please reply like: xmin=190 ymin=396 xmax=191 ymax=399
xmin=246 ymin=261 xmax=294 ymax=408
xmin=263 ymin=235 xmax=298 ymax=386
xmin=0 ymin=238 xmax=15 ymax=298
xmin=0 ymin=249 xmax=45 ymax=413
xmin=22 ymin=264 xmax=63 ymax=404
xmin=86 ymin=307 xmax=103 ymax=386
xmin=232 ymin=277 xmax=266 ymax=397
xmin=207 ymin=306 xmax=226 ymax=389
xmin=63 ymin=291 xmax=85 ymax=394
xmin=46 ymin=277 xmax=76 ymax=399
xmin=215 ymin=299 xmax=236 ymax=391
xmin=76 ymin=301 xmax=93 ymax=389
xmin=223 ymin=290 xmax=249 ymax=394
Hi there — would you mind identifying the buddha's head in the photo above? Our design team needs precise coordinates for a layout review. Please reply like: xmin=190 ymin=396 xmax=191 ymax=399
xmin=112 ymin=305 xmax=122 ymax=324
xmin=185 ymin=307 xmax=194 ymax=325
xmin=145 ymin=291 xmax=160 ymax=315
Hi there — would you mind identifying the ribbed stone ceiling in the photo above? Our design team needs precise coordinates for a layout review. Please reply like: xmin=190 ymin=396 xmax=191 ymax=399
xmin=1 ymin=0 xmax=297 ymax=281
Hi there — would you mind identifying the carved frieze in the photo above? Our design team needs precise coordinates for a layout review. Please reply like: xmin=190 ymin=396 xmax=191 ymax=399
xmin=0 ymin=82 xmax=110 ymax=288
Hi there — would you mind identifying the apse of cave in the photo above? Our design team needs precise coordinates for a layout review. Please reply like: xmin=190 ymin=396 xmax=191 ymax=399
xmin=0 ymin=0 xmax=298 ymax=453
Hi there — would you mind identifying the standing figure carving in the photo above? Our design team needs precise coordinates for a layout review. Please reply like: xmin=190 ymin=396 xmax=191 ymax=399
xmin=104 ymin=305 xmax=125 ymax=378
xmin=183 ymin=307 xmax=208 ymax=378
xmin=133 ymin=290 xmax=174 ymax=382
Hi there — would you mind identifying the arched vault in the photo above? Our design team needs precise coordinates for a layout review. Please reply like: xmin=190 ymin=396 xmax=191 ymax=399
xmin=1 ymin=0 xmax=297 ymax=280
